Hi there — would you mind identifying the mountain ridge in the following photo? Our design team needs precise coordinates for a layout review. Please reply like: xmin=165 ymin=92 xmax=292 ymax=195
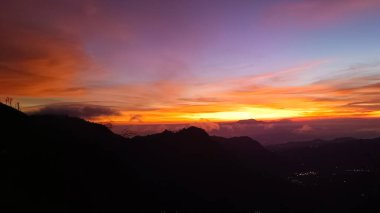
xmin=1 ymin=103 xmax=380 ymax=212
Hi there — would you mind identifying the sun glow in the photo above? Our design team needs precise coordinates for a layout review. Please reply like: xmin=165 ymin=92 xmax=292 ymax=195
xmin=181 ymin=107 xmax=304 ymax=121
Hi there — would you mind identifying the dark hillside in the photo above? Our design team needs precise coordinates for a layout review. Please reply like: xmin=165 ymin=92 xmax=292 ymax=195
xmin=1 ymin=103 xmax=379 ymax=212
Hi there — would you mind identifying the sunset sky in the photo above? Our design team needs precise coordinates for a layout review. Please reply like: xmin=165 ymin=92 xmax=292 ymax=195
xmin=1 ymin=0 xmax=380 ymax=125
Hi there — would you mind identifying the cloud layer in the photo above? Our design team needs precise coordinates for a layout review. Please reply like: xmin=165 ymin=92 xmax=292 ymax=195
xmin=1 ymin=0 xmax=379 ymax=124
xmin=113 ymin=118 xmax=380 ymax=145
xmin=33 ymin=104 xmax=120 ymax=119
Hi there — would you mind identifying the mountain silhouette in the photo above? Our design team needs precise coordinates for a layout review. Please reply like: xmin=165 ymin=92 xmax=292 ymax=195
xmin=1 ymin=103 xmax=380 ymax=212
xmin=269 ymin=137 xmax=380 ymax=171
xmin=269 ymin=137 xmax=380 ymax=212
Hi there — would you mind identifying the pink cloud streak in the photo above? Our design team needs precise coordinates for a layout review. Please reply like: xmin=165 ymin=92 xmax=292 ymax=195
xmin=263 ymin=0 xmax=380 ymax=28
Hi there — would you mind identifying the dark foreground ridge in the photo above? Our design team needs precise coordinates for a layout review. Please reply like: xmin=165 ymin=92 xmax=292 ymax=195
xmin=1 ymin=103 xmax=380 ymax=212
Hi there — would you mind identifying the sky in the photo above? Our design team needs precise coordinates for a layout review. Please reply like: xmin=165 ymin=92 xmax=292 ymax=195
xmin=1 ymin=0 xmax=380 ymax=131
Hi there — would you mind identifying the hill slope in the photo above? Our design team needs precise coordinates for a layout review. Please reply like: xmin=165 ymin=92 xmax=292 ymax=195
xmin=1 ymin=104 xmax=380 ymax=212
xmin=1 ymin=105 xmax=295 ymax=212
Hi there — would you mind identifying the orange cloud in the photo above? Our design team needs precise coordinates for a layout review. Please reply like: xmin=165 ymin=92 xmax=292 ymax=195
xmin=2 ymin=0 xmax=379 ymax=125
xmin=87 ymin=61 xmax=380 ymax=124
xmin=0 ymin=1 xmax=91 ymax=97
xmin=0 ymin=0 xmax=131 ymax=97
xmin=0 ymin=27 xmax=89 ymax=96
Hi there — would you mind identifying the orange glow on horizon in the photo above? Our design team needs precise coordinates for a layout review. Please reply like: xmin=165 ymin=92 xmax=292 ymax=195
xmin=90 ymin=105 xmax=380 ymax=125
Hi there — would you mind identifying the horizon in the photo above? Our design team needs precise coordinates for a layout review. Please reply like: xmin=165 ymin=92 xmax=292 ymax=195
xmin=2 ymin=100 xmax=380 ymax=146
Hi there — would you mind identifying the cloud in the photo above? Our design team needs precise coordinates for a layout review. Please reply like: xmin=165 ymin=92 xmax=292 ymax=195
xmin=1 ymin=0 xmax=379 ymax=125
xmin=0 ymin=0 xmax=130 ymax=97
xmin=200 ymin=61 xmax=380 ymax=118
xmin=111 ymin=117 xmax=380 ymax=144
xmin=32 ymin=104 xmax=120 ymax=119
xmin=81 ymin=59 xmax=380 ymax=124
xmin=346 ymin=101 xmax=380 ymax=111
xmin=263 ymin=0 xmax=380 ymax=28
xmin=0 ymin=1 xmax=89 ymax=96
xmin=190 ymin=118 xmax=220 ymax=132
xmin=215 ymin=118 xmax=380 ymax=144
xmin=295 ymin=125 xmax=313 ymax=133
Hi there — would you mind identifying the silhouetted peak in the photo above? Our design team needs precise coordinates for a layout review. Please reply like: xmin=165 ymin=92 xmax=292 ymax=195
xmin=237 ymin=119 xmax=262 ymax=124
xmin=332 ymin=137 xmax=356 ymax=143
xmin=177 ymin=126 xmax=209 ymax=138
xmin=162 ymin=129 xmax=173 ymax=135
xmin=151 ymin=129 xmax=175 ymax=139
xmin=134 ymin=127 xmax=210 ymax=143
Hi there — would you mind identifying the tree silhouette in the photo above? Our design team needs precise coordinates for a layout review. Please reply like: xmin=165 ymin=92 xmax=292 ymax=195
xmin=5 ymin=97 xmax=13 ymax=106
xmin=3 ymin=97 xmax=21 ymax=111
